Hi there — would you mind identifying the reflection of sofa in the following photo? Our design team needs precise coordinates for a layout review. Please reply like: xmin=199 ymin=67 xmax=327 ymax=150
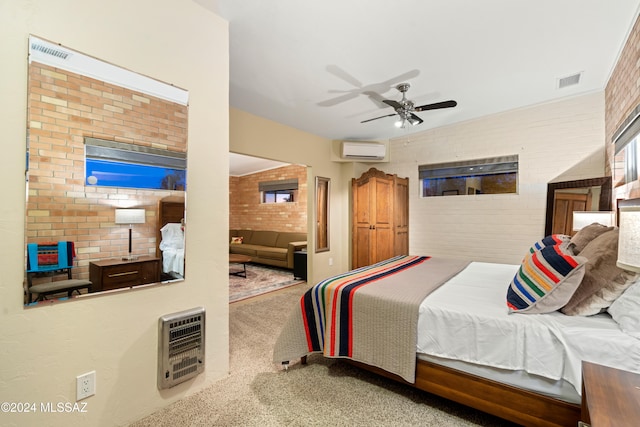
xmin=229 ymin=230 xmax=307 ymax=269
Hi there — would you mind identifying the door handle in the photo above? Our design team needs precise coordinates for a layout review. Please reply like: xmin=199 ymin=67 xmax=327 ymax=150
xmin=108 ymin=270 xmax=139 ymax=278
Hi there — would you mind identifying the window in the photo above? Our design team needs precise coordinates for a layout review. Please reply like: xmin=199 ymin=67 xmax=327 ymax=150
xmin=624 ymin=139 xmax=638 ymax=184
xmin=419 ymin=155 xmax=518 ymax=197
xmin=85 ymin=138 xmax=186 ymax=190
xmin=612 ymin=107 xmax=640 ymax=187
xmin=259 ymin=178 xmax=298 ymax=203
xmin=263 ymin=190 xmax=294 ymax=203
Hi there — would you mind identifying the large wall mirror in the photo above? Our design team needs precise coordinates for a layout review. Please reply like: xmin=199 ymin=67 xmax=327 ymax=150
xmin=544 ymin=177 xmax=612 ymax=236
xmin=24 ymin=35 xmax=188 ymax=307
xmin=315 ymin=176 xmax=330 ymax=253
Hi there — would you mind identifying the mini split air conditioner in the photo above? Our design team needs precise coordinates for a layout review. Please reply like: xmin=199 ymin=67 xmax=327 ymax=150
xmin=341 ymin=142 xmax=386 ymax=160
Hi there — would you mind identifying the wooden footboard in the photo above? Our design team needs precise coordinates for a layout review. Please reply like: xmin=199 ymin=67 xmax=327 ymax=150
xmin=349 ymin=358 xmax=581 ymax=427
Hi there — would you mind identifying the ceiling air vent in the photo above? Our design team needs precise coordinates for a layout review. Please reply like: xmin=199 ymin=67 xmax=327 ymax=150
xmin=30 ymin=42 xmax=70 ymax=60
xmin=558 ymin=72 xmax=582 ymax=89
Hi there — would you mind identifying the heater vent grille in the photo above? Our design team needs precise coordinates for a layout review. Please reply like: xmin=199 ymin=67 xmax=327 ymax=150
xmin=31 ymin=42 xmax=70 ymax=60
xmin=158 ymin=307 xmax=205 ymax=389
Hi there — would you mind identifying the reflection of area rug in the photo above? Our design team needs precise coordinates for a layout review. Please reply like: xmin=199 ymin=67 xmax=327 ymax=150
xmin=229 ymin=263 xmax=304 ymax=303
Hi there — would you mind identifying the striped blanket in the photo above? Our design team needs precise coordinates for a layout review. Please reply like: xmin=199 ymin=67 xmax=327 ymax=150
xmin=273 ymin=255 xmax=470 ymax=382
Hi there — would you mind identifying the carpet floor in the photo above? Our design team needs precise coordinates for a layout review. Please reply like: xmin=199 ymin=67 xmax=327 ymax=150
xmin=130 ymin=282 xmax=517 ymax=427
xmin=229 ymin=263 xmax=303 ymax=303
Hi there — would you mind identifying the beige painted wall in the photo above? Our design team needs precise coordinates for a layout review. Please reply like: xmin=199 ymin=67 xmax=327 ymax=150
xmin=374 ymin=92 xmax=606 ymax=264
xmin=230 ymin=108 xmax=350 ymax=282
xmin=0 ymin=1 xmax=229 ymax=426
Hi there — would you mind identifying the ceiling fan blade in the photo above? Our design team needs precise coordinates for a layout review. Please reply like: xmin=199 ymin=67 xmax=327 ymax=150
xmin=326 ymin=65 xmax=363 ymax=88
xmin=409 ymin=113 xmax=423 ymax=125
xmin=368 ymin=70 xmax=421 ymax=94
xmin=382 ymin=99 xmax=404 ymax=110
xmin=317 ymin=92 xmax=360 ymax=107
xmin=414 ymin=100 xmax=457 ymax=111
xmin=361 ymin=90 xmax=388 ymax=109
xmin=379 ymin=69 xmax=420 ymax=87
xmin=361 ymin=113 xmax=398 ymax=123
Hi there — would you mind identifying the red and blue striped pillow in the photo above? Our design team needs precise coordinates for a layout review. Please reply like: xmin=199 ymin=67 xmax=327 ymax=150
xmin=507 ymin=244 xmax=586 ymax=314
xmin=528 ymin=234 xmax=571 ymax=254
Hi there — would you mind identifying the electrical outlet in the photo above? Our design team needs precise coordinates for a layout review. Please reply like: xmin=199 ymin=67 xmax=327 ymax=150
xmin=76 ymin=371 xmax=96 ymax=401
xmin=329 ymin=257 xmax=333 ymax=266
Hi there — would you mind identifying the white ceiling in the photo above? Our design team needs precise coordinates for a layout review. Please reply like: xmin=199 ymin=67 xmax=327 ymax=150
xmin=229 ymin=152 xmax=290 ymax=176
xmin=209 ymin=0 xmax=640 ymax=174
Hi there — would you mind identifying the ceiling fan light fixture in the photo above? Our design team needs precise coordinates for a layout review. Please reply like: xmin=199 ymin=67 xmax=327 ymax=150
xmin=361 ymin=81 xmax=457 ymax=129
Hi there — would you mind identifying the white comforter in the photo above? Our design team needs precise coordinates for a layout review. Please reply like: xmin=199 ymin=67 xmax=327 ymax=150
xmin=417 ymin=262 xmax=640 ymax=393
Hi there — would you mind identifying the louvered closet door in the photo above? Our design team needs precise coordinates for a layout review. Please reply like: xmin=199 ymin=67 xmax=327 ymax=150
xmin=552 ymin=192 xmax=589 ymax=235
xmin=372 ymin=177 xmax=393 ymax=264
xmin=394 ymin=177 xmax=409 ymax=256
xmin=352 ymin=168 xmax=409 ymax=269
xmin=353 ymin=177 xmax=374 ymax=268
xmin=352 ymin=176 xmax=394 ymax=268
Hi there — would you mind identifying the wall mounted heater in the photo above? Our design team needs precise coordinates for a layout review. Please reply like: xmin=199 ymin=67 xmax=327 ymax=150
xmin=158 ymin=307 xmax=205 ymax=389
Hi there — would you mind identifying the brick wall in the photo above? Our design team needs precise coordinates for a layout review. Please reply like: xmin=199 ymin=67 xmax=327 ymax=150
xmin=605 ymin=14 xmax=640 ymax=200
xmin=229 ymin=164 xmax=307 ymax=232
xmin=26 ymin=62 xmax=187 ymax=279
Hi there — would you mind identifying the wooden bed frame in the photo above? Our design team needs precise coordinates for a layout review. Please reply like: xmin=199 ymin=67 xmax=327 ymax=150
xmin=358 ymin=359 xmax=580 ymax=427
xmin=360 ymin=197 xmax=640 ymax=426
xmin=302 ymin=355 xmax=581 ymax=427
xmin=292 ymin=196 xmax=640 ymax=426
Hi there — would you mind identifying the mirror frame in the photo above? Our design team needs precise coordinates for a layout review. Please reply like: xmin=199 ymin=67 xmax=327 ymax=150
xmin=315 ymin=176 xmax=330 ymax=253
xmin=544 ymin=176 xmax=612 ymax=235
xmin=24 ymin=36 xmax=188 ymax=306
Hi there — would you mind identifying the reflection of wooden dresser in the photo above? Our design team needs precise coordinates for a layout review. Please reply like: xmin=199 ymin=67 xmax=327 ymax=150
xmin=89 ymin=256 xmax=160 ymax=292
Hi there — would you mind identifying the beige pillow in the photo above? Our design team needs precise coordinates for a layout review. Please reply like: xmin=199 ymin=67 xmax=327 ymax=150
xmin=562 ymin=229 xmax=638 ymax=316
xmin=569 ymin=223 xmax=614 ymax=254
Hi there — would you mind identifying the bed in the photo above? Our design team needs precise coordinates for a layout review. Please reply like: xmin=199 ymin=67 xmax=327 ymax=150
xmin=157 ymin=195 xmax=185 ymax=278
xmin=273 ymin=222 xmax=640 ymax=426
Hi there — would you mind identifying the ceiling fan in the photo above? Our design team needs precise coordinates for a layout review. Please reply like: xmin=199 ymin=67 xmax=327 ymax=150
xmin=361 ymin=83 xmax=457 ymax=127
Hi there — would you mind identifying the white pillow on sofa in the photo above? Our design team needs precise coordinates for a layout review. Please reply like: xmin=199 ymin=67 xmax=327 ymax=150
xmin=608 ymin=279 xmax=640 ymax=339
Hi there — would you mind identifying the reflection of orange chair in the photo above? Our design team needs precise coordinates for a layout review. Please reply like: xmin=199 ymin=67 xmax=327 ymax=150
xmin=26 ymin=242 xmax=92 ymax=303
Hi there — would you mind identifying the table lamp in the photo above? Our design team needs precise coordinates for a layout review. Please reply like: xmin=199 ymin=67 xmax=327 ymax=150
xmin=115 ymin=208 xmax=146 ymax=261
xmin=572 ymin=211 xmax=615 ymax=231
